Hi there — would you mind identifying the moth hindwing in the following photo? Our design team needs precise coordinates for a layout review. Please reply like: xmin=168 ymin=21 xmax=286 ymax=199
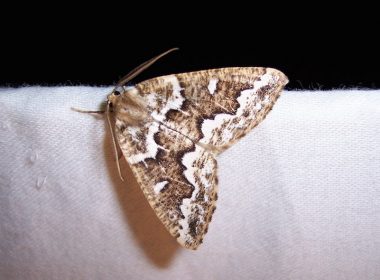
xmin=108 ymin=67 xmax=288 ymax=249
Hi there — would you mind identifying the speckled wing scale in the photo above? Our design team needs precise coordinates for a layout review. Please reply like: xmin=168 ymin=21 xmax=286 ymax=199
xmin=111 ymin=67 xmax=288 ymax=249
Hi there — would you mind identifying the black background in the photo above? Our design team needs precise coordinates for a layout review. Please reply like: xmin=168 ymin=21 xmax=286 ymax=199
xmin=2 ymin=5 xmax=379 ymax=90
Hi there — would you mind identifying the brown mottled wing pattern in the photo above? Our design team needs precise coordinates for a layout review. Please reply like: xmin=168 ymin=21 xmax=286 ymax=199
xmin=115 ymin=121 xmax=217 ymax=249
xmin=136 ymin=67 xmax=288 ymax=152
xmin=114 ymin=67 xmax=288 ymax=249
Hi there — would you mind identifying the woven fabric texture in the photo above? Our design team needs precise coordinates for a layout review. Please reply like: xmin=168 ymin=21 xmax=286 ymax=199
xmin=0 ymin=87 xmax=379 ymax=280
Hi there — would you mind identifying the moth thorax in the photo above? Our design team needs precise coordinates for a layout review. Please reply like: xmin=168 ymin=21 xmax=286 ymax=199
xmin=114 ymin=88 xmax=148 ymax=126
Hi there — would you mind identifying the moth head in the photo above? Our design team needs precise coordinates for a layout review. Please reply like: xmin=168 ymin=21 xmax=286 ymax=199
xmin=107 ymin=86 xmax=124 ymax=107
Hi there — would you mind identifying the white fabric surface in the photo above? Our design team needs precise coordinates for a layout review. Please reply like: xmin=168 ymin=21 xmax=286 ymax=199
xmin=0 ymin=87 xmax=379 ymax=280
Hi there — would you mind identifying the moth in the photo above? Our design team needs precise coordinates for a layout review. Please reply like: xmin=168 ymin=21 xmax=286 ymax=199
xmin=76 ymin=49 xmax=288 ymax=250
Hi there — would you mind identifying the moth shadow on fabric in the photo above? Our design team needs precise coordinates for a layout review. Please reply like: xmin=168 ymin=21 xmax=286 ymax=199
xmin=103 ymin=124 xmax=180 ymax=267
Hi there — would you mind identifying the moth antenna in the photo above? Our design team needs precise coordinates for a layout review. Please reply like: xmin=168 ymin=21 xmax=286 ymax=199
xmin=106 ymin=102 xmax=125 ymax=182
xmin=71 ymin=107 xmax=105 ymax=114
xmin=116 ymin=48 xmax=179 ymax=87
